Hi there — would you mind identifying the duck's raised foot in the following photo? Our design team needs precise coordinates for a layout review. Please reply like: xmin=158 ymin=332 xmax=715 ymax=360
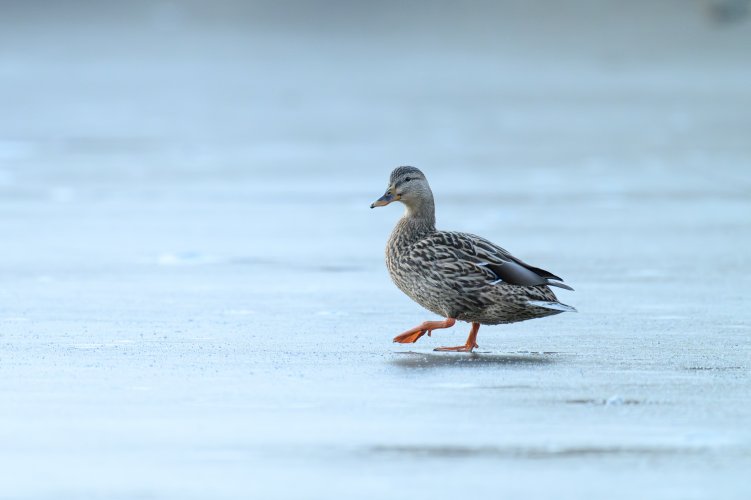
xmin=393 ymin=330 xmax=428 ymax=344
xmin=392 ymin=318 xmax=457 ymax=344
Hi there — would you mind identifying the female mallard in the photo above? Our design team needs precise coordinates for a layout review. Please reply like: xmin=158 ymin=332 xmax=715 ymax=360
xmin=371 ymin=166 xmax=575 ymax=352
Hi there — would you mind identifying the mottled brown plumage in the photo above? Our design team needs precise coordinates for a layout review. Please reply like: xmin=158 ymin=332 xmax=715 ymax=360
xmin=371 ymin=166 xmax=575 ymax=351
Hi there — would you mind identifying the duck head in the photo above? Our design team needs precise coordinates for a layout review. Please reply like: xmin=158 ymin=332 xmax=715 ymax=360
xmin=370 ymin=166 xmax=432 ymax=210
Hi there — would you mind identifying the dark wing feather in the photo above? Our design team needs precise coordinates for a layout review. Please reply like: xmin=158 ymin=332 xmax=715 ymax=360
xmin=507 ymin=257 xmax=563 ymax=282
xmin=483 ymin=260 xmax=552 ymax=287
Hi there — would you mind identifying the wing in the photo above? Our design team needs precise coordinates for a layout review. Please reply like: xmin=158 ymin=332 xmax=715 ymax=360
xmin=409 ymin=231 xmax=574 ymax=291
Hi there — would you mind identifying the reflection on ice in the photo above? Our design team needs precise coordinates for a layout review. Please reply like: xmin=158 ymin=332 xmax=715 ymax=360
xmin=390 ymin=351 xmax=555 ymax=369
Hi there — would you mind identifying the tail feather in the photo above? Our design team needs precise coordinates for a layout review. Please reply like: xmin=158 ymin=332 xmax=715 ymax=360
xmin=546 ymin=280 xmax=574 ymax=291
xmin=527 ymin=300 xmax=577 ymax=313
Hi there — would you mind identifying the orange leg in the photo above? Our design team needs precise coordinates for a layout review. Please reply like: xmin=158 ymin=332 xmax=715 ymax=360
xmin=393 ymin=318 xmax=456 ymax=344
xmin=434 ymin=322 xmax=480 ymax=352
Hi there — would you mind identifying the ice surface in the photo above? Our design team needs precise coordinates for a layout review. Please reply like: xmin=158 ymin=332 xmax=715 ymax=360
xmin=1 ymin=2 xmax=750 ymax=499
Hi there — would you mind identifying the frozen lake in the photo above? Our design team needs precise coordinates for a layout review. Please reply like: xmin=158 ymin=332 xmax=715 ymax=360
xmin=1 ymin=2 xmax=750 ymax=499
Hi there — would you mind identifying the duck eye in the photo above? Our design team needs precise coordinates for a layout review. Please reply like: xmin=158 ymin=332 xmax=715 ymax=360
xmin=404 ymin=177 xmax=411 ymax=182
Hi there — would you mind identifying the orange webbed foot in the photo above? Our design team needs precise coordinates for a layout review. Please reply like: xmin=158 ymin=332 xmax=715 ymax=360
xmin=433 ymin=322 xmax=481 ymax=352
xmin=392 ymin=318 xmax=457 ymax=345
xmin=433 ymin=342 xmax=479 ymax=352
xmin=393 ymin=330 xmax=428 ymax=344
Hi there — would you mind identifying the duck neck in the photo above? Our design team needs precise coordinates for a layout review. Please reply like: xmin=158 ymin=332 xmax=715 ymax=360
xmin=390 ymin=196 xmax=436 ymax=249
xmin=404 ymin=193 xmax=436 ymax=225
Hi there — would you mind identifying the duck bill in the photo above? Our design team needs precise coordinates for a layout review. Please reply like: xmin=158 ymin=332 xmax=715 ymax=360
xmin=370 ymin=191 xmax=397 ymax=208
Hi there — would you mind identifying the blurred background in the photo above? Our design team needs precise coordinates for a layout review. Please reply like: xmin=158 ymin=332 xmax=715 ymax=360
xmin=1 ymin=0 xmax=750 ymax=268
xmin=1 ymin=1 xmax=750 ymax=499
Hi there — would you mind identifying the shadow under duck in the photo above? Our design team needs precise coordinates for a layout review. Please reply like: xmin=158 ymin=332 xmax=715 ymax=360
xmin=371 ymin=166 xmax=575 ymax=352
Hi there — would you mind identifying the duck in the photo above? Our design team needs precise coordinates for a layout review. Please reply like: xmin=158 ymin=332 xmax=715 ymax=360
xmin=370 ymin=166 xmax=575 ymax=352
